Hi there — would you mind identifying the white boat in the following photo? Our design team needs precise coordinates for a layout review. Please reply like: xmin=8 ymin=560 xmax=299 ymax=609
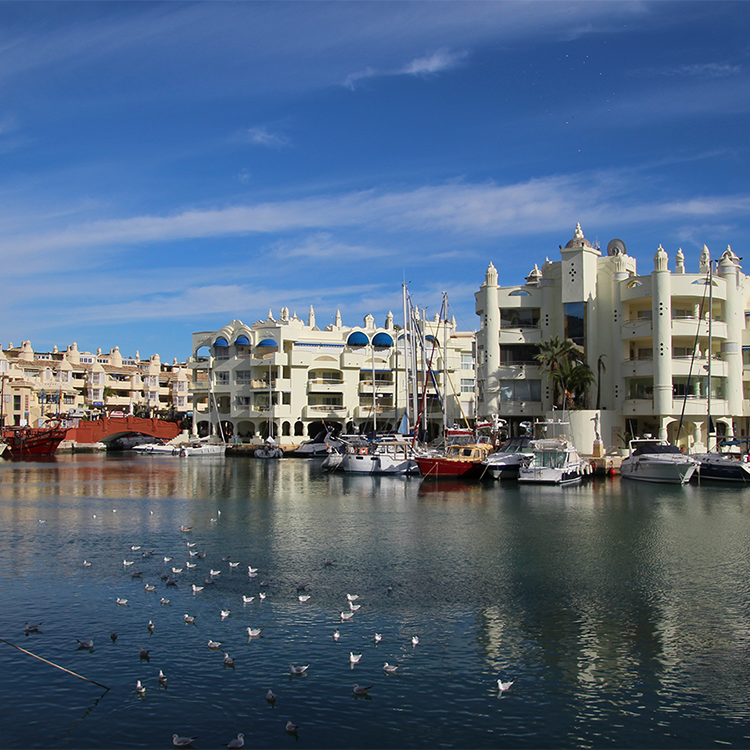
xmin=518 ymin=437 xmax=587 ymax=485
xmin=340 ymin=437 xmax=419 ymax=475
xmin=179 ymin=440 xmax=226 ymax=457
xmin=481 ymin=436 xmax=534 ymax=480
xmin=293 ymin=429 xmax=341 ymax=457
xmin=133 ymin=442 xmax=183 ymax=455
xmin=621 ymin=438 xmax=697 ymax=484
xmin=254 ymin=443 xmax=283 ymax=459
xmin=690 ymin=449 xmax=750 ymax=483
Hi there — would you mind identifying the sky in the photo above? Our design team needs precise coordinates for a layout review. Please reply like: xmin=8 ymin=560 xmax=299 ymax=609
xmin=1 ymin=1 xmax=750 ymax=362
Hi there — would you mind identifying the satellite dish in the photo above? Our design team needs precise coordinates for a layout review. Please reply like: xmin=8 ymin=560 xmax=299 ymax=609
xmin=607 ymin=238 xmax=627 ymax=256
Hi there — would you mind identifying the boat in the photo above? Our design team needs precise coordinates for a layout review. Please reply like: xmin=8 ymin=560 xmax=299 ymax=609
xmin=518 ymin=437 xmax=587 ymax=485
xmin=415 ymin=442 xmax=493 ymax=479
xmin=1 ymin=425 xmax=68 ymax=456
xmin=254 ymin=440 xmax=283 ymax=459
xmin=691 ymin=443 xmax=750 ymax=482
xmin=340 ymin=436 xmax=420 ymax=475
xmin=481 ymin=436 xmax=534 ymax=480
xmin=179 ymin=440 xmax=226 ymax=457
xmin=620 ymin=437 xmax=697 ymax=484
xmin=133 ymin=441 xmax=183 ymax=455
xmin=293 ymin=429 xmax=342 ymax=457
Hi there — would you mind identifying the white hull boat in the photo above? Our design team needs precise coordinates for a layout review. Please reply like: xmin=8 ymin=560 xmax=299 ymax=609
xmin=517 ymin=438 xmax=587 ymax=485
xmin=341 ymin=438 xmax=419 ymax=475
xmin=481 ymin=437 xmax=534 ymax=480
xmin=621 ymin=439 xmax=696 ymax=484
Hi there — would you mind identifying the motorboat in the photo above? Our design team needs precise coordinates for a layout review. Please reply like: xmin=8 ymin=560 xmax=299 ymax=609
xmin=517 ymin=437 xmax=587 ymax=485
xmin=415 ymin=442 xmax=493 ymax=480
xmin=620 ymin=438 xmax=697 ymax=484
xmin=481 ymin=436 xmax=534 ymax=480
xmin=179 ymin=440 xmax=226 ymax=457
xmin=691 ymin=449 xmax=750 ymax=483
xmin=2 ymin=425 xmax=68 ymax=456
xmin=254 ymin=440 xmax=283 ymax=459
xmin=132 ymin=441 xmax=181 ymax=455
xmin=293 ymin=429 xmax=342 ymax=457
xmin=340 ymin=437 xmax=419 ymax=475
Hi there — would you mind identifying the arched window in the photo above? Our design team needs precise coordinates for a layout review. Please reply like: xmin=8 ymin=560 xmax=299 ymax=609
xmin=282 ymin=421 xmax=291 ymax=437
xmin=294 ymin=420 xmax=305 ymax=436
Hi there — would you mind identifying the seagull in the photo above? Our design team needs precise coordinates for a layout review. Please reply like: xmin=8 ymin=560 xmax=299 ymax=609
xmin=223 ymin=652 xmax=235 ymax=668
xmin=220 ymin=609 xmax=231 ymax=619
xmin=147 ymin=620 xmax=154 ymax=634
xmin=298 ymin=595 xmax=311 ymax=602
xmin=383 ymin=662 xmax=398 ymax=673
xmin=188 ymin=550 xmax=199 ymax=557
xmin=259 ymin=592 xmax=266 ymax=600
xmin=210 ymin=517 xmax=218 ymax=523
xmin=139 ymin=647 xmax=150 ymax=660
xmin=116 ymin=598 xmax=128 ymax=606
xmin=76 ymin=638 xmax=94 ymax=650
xmin=226 ymin=734 xmax=244 ymax=749
xmin=289 ymin=664 xmax=309 ymax=675
xmin=160 ymin=598 xmax=171 ymax=606
xmin=172 ymin=567 xmax=183 ymax=574
xmin=24 ymin=622 xmax=42 ymax=634
xmin=159 ymin=669 xmax=168 ymax=686
xmin=228 ymin=562 xmax=240 ymax=569
xmin=246 ymin=628 xmax=262 ymax=638
xmin=191 ymin=584 xmax=204 ymax=594
xmin=323 ymin=558 xmax=334 ymax=566
xmin=123 ymin=560 xmax=134 ymax=567
xmin=374 ymin=633 xmax=382 ymax=644
xmin=38 ymin=519 xmax=45 ymax=523
xmin=83 ymin=560 xmax=92 ymax=567
xmin=210 ymin=569 xmax=222 ymax=577
xmin=207 ymin=640 xmax=223 ymax=649
xmin=136 ymin=679 xmax=146 ymax=697
xmin=144 ymin=584 xmax=156 ymax=592
xmin=346 ymin=594 xmax=359 ymax=602
xmin=166 ymin=578 xmax=179 ymax=587
xmin=242 ymin=595 xmax=255 ymax=604
xmin=497 ymin=679 xmax=514 ymax=693
xmin=411 ymin=636 xmax=419 ymax=646
xmin=196 ymin=552 xmax=206 ymax=559
xmin=172 ymin=735 xmax=197 ymax=748
xmin=349 ymin=652 xmax=362 ymax=665
xmin=131 ymin=570 xmax=143 ymax=578
xmin=266 ymin=689 xmax=276 ymax=705
xmin=353 ymin=684 xmax=373 ymax=696
xmin=333 ymin=629 xmax=341 ymax=642
xmin=184 ymin=614 xmax=196 ymax=624
xmin=180 ymin=526 xmax=192 ymax=533
xmin=131 ymin=545 xmax=141 ymax=551
xmin=348 ymin=602 xmax=361 ymax=611
xmin=248 ymin=566 xmax=258 ymax=575
xmin=110 ymin=632 xmax=117 ymax=643
xmin=185 ymin=562 xmax=197 ymax=569
xmin=285 ymin=721 xmax=298 ymax=735
xmin=340 ymin=611 xmax=354 ymax=621
xmin=186 ymin=542 xmax=196 ymax=548
xmin=163 ymin=557 xmax=173 ymax=563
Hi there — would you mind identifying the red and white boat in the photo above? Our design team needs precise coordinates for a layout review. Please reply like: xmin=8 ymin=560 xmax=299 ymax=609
xmin=415 ymin=442 xmax=493 ymax=479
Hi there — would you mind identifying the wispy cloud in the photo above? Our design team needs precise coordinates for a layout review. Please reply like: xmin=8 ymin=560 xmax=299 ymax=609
xmin=272 ymin=232 xmax=393 ymax=261
xmin=246 ymin=126 xmax=289 ymax=148
xmin=643 ymin=62 xmax=742 ymax=79
xmin=344 ymin=48 xmax=466 ymax=89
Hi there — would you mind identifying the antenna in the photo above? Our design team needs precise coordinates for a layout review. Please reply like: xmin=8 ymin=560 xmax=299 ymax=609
xmin=607 ymin=238 xmax=627 ymax=257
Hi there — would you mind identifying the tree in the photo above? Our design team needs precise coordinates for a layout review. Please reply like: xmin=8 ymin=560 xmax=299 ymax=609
xmin=595 ymin=354 xmax=607 ymax=410
xmin=535 ymin=335 xmax=580 ymax=408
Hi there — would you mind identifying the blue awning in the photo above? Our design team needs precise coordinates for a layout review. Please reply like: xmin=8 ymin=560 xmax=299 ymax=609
xmin=347 ymin=332 xmax=369 ymax=346
xmin=234 ymin=335 xmax=250 ymax=346
xmin=372 ymin=332 xmax=394 ymax=346
xmin=213 ymin=337 xmax=229 ymax=347
xmin=256 ymin=338 xmax=278 ymax=348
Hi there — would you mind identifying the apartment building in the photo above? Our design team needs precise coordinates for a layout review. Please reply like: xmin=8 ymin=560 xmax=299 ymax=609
xmin=190 ymin=306 xmax=476 ymax=444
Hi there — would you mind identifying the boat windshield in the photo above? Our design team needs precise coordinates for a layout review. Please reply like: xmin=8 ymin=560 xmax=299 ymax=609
xmin=633 ymin=443 xmax=682 ymax=456
xmin=534 ymin=450 xmax=568 ymax=469
xmin=500 ymin=438 xmax=532 ymax=454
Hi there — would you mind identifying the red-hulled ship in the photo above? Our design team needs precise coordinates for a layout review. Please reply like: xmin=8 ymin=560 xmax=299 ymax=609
xmin=2 ymin=425 xmax=68 ymax=456
xmin=415 ymin=442 xmax=493 ymax=479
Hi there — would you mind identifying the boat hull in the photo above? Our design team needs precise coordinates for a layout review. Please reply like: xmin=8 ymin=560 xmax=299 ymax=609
xmin=3 ymin=427 xmax=67 ymax=456
xmin=518 ymin=465 xmax=583 ymax=485
xmin=415 ymin=457 xmax=483 ymax=479
xmin=694 ymin=454 xmax=750 ymax=483
xmin=342 ymin=453 xmax=418 ymax=475
xmin=620 ymin=457 xmax=697 ymax=484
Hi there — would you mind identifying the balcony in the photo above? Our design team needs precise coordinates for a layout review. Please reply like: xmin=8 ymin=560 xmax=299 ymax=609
xmin=358 ymin=379 xmax=394 ymax=394
xmin=303 ymin=405 xmax=348 ymax=419
xmin=308 ymin=378 xmax=345 ymax=393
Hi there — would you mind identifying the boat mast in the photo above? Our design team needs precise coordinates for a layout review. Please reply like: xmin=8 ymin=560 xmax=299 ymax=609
xmin=442 ymin=291 xmax=449 ymax=440
xmin=401 ymin=284 xmax=411 ymax=431
xmin=371 ymin=335 xmax=376 ymax=433
xmin=707 ymin=258 xmax=713 ymax=452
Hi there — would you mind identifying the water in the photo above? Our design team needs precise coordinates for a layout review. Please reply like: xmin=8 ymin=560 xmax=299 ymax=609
xmin=1 ymin=455 xmax=750 ymax=749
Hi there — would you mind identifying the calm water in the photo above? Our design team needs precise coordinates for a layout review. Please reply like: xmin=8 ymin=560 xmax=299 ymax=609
xmin=1 ymin=455 xmax=750 ymax=749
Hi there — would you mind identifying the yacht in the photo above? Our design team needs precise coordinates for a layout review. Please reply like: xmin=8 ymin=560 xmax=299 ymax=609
xmin=340 ymin=436 xmax=419 ymax=475
xmin=415 ymin=442 xmax=493 ymax=480
xmin=481 ymin=436 xmax=534 ymax=480
xmin=517 ymin=421 xmax=588 ymax=485
xmin=620 ymin=438 xmax=697 ymax=484
xmin=691 ymin=447 xmax=750 ymax=483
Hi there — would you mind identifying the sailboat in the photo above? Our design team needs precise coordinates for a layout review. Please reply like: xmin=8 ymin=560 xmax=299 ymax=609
xmin=689 ymin=255 xmax=750 ymax=481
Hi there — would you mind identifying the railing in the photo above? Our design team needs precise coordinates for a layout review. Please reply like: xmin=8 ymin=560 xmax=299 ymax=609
xmin=308 ymin=378 xmax=345 ymax=385
xmin=500 ymin=322 xmax=541 ymax=330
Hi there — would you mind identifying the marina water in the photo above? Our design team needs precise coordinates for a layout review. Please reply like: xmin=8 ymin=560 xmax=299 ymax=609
xmin=1 ymin=454 xmax=750 ymax=749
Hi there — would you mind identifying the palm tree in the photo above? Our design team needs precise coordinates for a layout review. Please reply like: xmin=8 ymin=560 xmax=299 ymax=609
xmin=565 ymin=360 xmax=596 ymax=409
xmin=535 ymin=335 xmax=581 ymax=408
xmin=595 ymin=354 xmax=607 ymax=410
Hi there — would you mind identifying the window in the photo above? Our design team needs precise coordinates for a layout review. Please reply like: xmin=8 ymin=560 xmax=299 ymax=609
xmin=744 ymin=347 xmax=750 ymax=366
xmin=498 ymin=380 xmax=541 ymax=402
xmin=215 ymin=372 xmax=229 ymax=385
xmin=460 ymin=378 xmax=475 ymax=393
xmin=564 ymin=302 xmax=585 ymax=348
xmin=500 ymin=344 xmax=538 ymax=365
xmin=461 ymin=354 xmax=474 ymax=370
xmin=627 ymin=379 xmax=653 ymax=400
xmin=500 ymin=308 xmax=540 ymax=329
xmin=236 ymin=396 xmax=252 ymax=407
xmin=13 ymin=395 xmax=21 ymax=411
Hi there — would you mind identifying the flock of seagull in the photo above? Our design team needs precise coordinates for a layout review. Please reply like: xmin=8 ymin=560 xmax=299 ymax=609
xmin=27 ymin=515 xmax=513 ymax=749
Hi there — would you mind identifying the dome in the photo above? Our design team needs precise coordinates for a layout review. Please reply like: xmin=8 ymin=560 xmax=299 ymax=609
xmin=564 ymin=222 xmax=593 ymax=250
xmin=213 ymin=337 xmax=229 ymax=347
xmin=256 ymin=338 xmax=278 ymax=348
xmin=371 ymin=332 xmax=394 ymax=347
xmin=234 ymin=335 xmax=250 ymax=346
xmin=347 ymin=331 xmax=369 ymax=346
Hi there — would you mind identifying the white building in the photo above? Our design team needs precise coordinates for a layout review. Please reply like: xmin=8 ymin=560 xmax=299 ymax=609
xmin=190 ymin=305 xmax=476 ymax=444
xmin=475 ymin=224 xmax=749 ymax=453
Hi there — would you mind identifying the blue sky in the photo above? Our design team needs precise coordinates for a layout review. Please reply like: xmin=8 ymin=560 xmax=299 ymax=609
xmin=2 ymin=1 xmax=750 ymax=361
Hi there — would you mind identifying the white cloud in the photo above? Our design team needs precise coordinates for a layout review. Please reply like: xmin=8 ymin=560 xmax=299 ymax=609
xmin=246 ymin=126 xmax=289 ymax=148
xmin=400 ymin=49 xmax=467 ymax=76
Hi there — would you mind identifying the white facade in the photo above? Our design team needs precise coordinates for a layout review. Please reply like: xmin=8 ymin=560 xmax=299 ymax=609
xmin=475 ymin=224 xmax=750 ymax=453
xmin=191 ymin=306 xmax=476 ymax=444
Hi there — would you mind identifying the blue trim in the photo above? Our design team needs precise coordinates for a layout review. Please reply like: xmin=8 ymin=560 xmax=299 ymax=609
xmin=347 ymin=332 xmax=369 ymax=346
xmin=372 ymin=332 xmax=394 ymax=346
xmin=213 ymin=337 xmax=229 ymax=347
xmin=234 ymin=335 xmax=250 ymax=346
xmin=256 ymin=338 xmax=278 ymax=348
